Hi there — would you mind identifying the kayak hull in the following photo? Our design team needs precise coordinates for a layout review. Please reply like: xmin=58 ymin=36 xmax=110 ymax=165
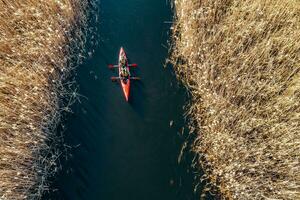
xmin=119 ymin=47 xmax=130 ymax=101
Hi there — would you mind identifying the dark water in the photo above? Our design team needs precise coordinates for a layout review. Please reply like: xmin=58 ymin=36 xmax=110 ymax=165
xmin=47 ymin=0 xmax=199 ymax=199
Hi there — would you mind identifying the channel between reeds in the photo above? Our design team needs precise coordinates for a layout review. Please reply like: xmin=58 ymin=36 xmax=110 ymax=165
xmin=0 ymin=0 xmax=90 ymax=199
xmin=171 ymin=0 xmax=300 ymax=199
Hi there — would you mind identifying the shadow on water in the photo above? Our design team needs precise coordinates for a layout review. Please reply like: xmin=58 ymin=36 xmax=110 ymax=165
xmin=43 ymin=0 xmax=217 ymax=199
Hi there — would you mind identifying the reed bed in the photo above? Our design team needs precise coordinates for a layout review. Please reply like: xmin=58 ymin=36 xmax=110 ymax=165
xmin=171 ymin=0 xmax=300 ymax=199
xmin=0 ymin=0 xmax=89 ymax=199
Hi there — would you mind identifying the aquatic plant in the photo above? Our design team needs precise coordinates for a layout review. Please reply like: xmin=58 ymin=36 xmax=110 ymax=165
xmin=0 ymin=0 xmax=90 ymax=199
xmin=171 ymin=0 xmax=300 ymax=199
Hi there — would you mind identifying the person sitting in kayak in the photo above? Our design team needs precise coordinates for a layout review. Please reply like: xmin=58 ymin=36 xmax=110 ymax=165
xmin=119 ymin=54 xmax=130 ymax=80
xmin=120 ymin=67 xmax=129 ymax=79
xmin=120 ymin=58 xmax=126 ymax=67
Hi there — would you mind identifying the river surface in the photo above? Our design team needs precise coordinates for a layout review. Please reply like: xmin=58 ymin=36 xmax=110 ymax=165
xmin=47 ymin=0 xmax=199 ymax=199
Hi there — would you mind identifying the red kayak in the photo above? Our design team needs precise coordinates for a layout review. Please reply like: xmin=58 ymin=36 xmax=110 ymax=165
xmin=109 ymin=47 xmax=140 ymax=102
xmin=118 ymin=47 xmax=130 ymax=101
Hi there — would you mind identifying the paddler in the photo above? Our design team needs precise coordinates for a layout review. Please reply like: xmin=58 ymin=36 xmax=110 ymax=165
xmin=119 ymin=57 xmax=129 ymax=79
xmin=120 ymin=56 xmax=126 ymax=67
xmin=121 ymin=67 xmax=129 ymax=79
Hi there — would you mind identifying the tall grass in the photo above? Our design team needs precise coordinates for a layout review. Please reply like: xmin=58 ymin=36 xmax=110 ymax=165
xmin=171 ymin=0 xmax=300 ymax=199
xmin=0 ymin=0 xmax=89 ymax=199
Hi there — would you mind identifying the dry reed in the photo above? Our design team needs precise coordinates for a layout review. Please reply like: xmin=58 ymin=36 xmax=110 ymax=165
xmin=0 ymin=0 xmax=89 ymax=199
xmin=171 ymin=0 xmax=300 ymax=199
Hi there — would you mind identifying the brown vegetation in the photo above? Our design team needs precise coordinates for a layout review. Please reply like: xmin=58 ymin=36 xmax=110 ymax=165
xmin=171 ymin=0 xmax=300 ymax=199
xmin=0 ymin=0 xmax=88 ymax=199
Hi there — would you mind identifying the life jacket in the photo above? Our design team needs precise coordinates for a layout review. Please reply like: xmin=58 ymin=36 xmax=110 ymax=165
xmin=123 ymin=69 xmax=128 ymax=77
xmin=121 ymin=67 xmax=128 ymax=77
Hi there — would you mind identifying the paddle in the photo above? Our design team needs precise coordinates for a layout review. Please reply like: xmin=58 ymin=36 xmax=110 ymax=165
xmin=128 ymin=63 xmax=138 ymax=67
xmin=108 ymin=64 xmax=137 ymax=68
xmin=111 ymin=77 xmax=140 ymax=81
xmin=108 ymin=64 xmax=118 ymax=69
xmin=110 ymin=77 xmax=120 ymax=81
xmin=130 ymin=77 xmax=141 ymax=80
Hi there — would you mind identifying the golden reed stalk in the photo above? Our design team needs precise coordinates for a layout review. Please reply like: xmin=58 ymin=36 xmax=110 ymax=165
xmin=171 ymin=0 xmax=300 ymax=199
xmin=0 ymin=0 xmax=88 ymax=199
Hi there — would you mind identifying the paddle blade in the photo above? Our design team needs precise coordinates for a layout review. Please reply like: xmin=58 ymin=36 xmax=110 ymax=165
xmin=130 ymin=77 xmax=141 ymax=80
xmin=111 ymin=77 xmax=120 ymax=81
xmin=108 ymin=64 xmax=118 ymax=69
xmin=129 ymin=63 xmax=138 ymax=67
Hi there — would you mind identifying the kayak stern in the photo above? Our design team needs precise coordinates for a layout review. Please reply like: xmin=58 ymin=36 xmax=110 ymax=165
xmin=121 ymin=80 xmax=130 ymax=101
